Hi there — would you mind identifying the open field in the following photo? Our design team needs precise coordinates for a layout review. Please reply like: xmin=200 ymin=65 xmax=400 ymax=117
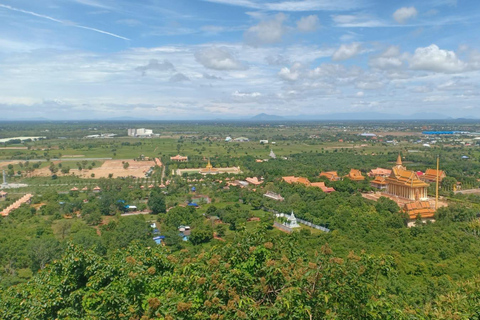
xmin=27 ymin=159 xmax=156 ymax=179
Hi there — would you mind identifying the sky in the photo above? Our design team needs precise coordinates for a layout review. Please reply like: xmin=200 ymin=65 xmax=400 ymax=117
xmin=1 ymin=0 xmax=480 ymax=120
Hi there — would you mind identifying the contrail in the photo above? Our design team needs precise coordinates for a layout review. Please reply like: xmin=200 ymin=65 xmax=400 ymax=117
xmin=0 ymin=4 xmax=130 ymax=41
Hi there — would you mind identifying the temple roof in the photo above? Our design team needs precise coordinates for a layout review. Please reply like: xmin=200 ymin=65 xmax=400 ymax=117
xmin=404 ymin=201 xmax=435 ymax=219
xmin=310 ymin=182 xmax=336 ymax=193
xmin=346 ymin=169 xmax=365 ymax=181
xmin=422 ymin=169 xmax=446 ymax=181
xmin=371 ymin=176 xmax=387 ymax=185
xmin=368 ymin=168 xmax=392 ymax=177
xmin=386 ymin=167 xmax=429 ymax=187
xmin=320 ymin=171 xmax=340 ymax=181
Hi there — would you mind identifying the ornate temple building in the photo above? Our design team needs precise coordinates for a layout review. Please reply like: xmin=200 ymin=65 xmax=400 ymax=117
xmin=370 ymin=176 xmax=387 ymax=190
xmin=175 ymin=159 xmax=241 ymax=176
xmin=403 ymin=201 xmax=435 ymax=220
xmin=385 ymin=155 xmax=429 ymax=201
xmin=421 ymin=169 xmax=446 ymax=183
xmin=319 ymin=171 xmax=341 ymax=181
xmin=345 ymin=169 xmax=365 ymax=181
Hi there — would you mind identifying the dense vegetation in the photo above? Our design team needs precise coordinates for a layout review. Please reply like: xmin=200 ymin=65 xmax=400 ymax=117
xmin=2 ymin=121 xmax=480 ymax=318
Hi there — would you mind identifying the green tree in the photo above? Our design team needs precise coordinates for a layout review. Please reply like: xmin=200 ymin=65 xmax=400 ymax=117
xmin=148 ymin=189 xmax=166 ymax=215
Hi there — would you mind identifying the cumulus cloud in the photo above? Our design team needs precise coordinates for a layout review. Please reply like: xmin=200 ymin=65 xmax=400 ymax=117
xmin=135 ymin=59 xmax=175 ymax=75
xmin=296 ymin=15 xmax=319 ymax=32
xmin=393 ymin=7 xmax=418 ymax=24
xmin=170 ymin=73 xmax=190 ymax=82
xmin=278 ymin=62 xmax=303 ymax=81
xmin=332 ymin=43 xmax=362 ymax=61
xmin=195 ymin=47 xmax=246 ymax=70
xmin=410 ymin=44 xmax=468 ymax=73
xmin=369 ymin=46 xmax=405 ymax=70
xmin=244 ymin=13 xmax=287 ymax=46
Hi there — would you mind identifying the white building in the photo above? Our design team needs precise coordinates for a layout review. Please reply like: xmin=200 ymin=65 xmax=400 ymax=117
xmin=275 ymin=211 xmax=300 ymax=228
xmin=128 ymin=128 xmax=154 ymax=137
xmin=260 ymin=139 xmax=269 ymax=144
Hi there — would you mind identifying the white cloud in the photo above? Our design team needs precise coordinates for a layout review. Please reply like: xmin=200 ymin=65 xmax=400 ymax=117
xmin=410 ymin=44 xmax=468 ymax=73
xmin=393 ymin=7 xmax=418 ymax=24
xmin=135 ymin=59 xmax=175 ymax=75
xmin=332 ymin=43 xmax=362 ymax=61
xmin=232 ymin=90 xmax=261 ymax=98
xmin=195 ymin=47 xmax=246 ymax=70
xmin=369 ymin=46 xmax=405 ymax=70
xmin=296 ymin=15 xmax=320 ymax=32
xmin=203 ymin=0 xmax=367 ymax=11
xmin=278 ymin=62 xmax=303 ymax=81
xmin=332 ymin=14 xmax=385 ymax=27
xmin=244 ymin=13 xmax=287 ymax=46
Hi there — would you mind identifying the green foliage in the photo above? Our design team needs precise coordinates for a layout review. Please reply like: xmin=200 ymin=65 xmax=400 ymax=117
xmin=164 ymin=206 xmax=198 ymax=228
xmin=0 ymin=232 xmax=407 ymax=320
xmin=189 ymin=228 xmax=213 ymax=245
xmin=148 ymin=188 xmax=166 ymax=214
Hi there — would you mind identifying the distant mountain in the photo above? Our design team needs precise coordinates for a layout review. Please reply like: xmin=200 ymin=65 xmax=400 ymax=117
xmin=249 ymin=113 xmax=285 ymax=121
xmin=288 ymin=112 xmax=452 ymax=121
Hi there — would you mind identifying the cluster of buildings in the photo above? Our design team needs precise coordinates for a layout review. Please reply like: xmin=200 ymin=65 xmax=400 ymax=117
xmin=367 ymin=155 xmax=446 ymax=221
xmin=274 ymin=155 xmax=445 ymax=222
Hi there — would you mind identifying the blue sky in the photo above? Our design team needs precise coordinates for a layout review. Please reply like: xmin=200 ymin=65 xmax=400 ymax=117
xmin=1 ymin=0 xmax=480 ymax=119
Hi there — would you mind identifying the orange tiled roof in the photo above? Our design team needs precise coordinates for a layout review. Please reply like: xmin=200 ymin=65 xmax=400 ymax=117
xmin=319 ymin=171 xmax=340 ymax=181
xmin=404 ymin=201 xmax=435 ymax=219
xmin=283 ymin=176 xmax=335 ymax=193
xmin=282 ymin=176 xmax=311 ymax=186
xmin=346 ymin=169 xmax=365 ymax=181
xmin=246 ymin=177 xmax=263 ymax=185
xmin=386 ymin=167 xmax=429 ymax=188
xmin=368 ymin=168 xmax=392 ymax=177
xmin=371 ymin=176 xmax=387 ymax=185
xmin=422 ymin=169 xmax=446 ymax=182
xmin=310 ymin=182 xmax=335 ymax=193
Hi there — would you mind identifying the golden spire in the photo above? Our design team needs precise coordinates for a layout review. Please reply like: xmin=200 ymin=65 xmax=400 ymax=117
xmin=206 ymin=158 xmax=213 ymax=170
xmin=396 ymin=154 xmax=402 ymax=166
